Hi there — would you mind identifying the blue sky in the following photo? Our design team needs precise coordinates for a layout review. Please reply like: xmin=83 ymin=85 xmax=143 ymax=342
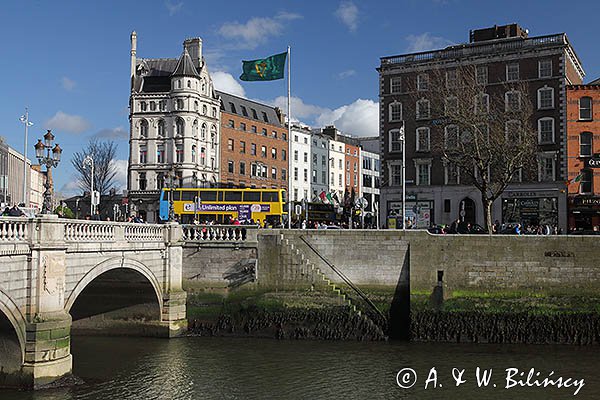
xmin=1 ymin=0 xmax=598 ymax=195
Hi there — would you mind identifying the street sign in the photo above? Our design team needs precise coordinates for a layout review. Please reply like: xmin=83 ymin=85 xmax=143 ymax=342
xmin=92 ymin=191 xmax=100 ymax=206
xmin=294 ymin=204 xmax=302 ymax=215
xmin=355 ymin=197 xmax=368 ymax=209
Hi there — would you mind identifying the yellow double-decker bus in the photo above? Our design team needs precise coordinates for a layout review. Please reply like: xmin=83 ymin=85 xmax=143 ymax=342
xmin=159 ymin=188 xmax=287 ymax=225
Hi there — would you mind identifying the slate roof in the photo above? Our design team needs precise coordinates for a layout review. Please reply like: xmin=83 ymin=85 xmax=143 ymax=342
xmin=171 ymin=49 xmax=200 ymax=78
xmin=216 ymin=90 xmax=283 ymax=127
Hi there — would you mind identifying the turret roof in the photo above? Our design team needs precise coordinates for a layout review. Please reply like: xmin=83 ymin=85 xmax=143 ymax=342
xmin=171 ymin=49 xmax=200 ymax=78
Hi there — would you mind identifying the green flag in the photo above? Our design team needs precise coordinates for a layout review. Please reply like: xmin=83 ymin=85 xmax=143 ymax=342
xmin=326 ymin=193 xmax=333 ymax=203
xmin=240 ymin=52 xmax=287 ymax=81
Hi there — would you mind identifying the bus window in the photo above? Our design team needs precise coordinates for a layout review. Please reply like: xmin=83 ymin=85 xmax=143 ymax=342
xmin=181 ymin=190 xmax=198 ymax=201
xmin=243 ymin=191 xmax=260 ymax=202
xmin=217 ymin=191 xmax=225 ymax=201
xmin=262 ymin=191 xmax=279 ymax=202
xmin=225 ymin=191 xmax=242 ymax=201
xmin=200 ymin=190 xmax=217 ymax=201
xmin=172 ymin=190 xmax=181 ymax=201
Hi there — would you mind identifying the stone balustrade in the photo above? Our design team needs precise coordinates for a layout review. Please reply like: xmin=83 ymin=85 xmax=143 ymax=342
xmin=64 ymin=221 xmax=116 ymax=241
xmin=181 ymin=224 xmax=258 ymax=242
xmin=0 ymin=217 xmax=29 ymax=241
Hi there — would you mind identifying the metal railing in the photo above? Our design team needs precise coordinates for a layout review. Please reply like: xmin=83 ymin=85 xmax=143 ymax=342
xmin=298 ymin=235 xmax=387 ymax=323
xmin=182 ymin=224 xmax=258 ymax=242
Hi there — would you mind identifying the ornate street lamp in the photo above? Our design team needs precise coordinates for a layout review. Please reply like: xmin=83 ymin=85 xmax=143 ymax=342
xmin=83 ymin=155 xmax=95 ymax=215
xmin=34 ymin=130 xmax=62 ymax=214
xmin=19 ymin=109 xmax=34 ymax=207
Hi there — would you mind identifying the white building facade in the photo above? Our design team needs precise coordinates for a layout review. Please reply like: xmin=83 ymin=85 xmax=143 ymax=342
xmin=128 ymin=32 xmax=221 ymax=222
xmin=328 ymin=138 xmax=345 ymax=200
xmin=290 ymin=126 xmax=311 ymax=202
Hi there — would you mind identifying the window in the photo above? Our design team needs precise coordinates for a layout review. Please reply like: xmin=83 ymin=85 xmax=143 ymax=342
xmin=580 ymin=132 xmax=593 ymax=157
xmin=251 ymin=164 xmax=258 ymax=177
xmin=338 ymin=174 xmax=342 ymax=186
xmin=201 ymin=123 xmax=207 ymax=139
xmin=228 ymin=139 xmax=234 ymax=151
xmin=262 ymin=111 xmax=269 ymax=123
xmin=273 ymin=131 xmax=278 ymax=138
xmin=416 ymin=99 xmax=430 ymax=119
xmin=446 ymin=69 xmax=457 ymax=88
xmin=346 ymin=160 xmax=350 ymax=171
xmin=176 ymin=118 xmax=184 ymax=136
xmin=445 ymin=96 xmax=458 ymax=116
xmin=140 ymin=101 xmax=147 ymax=111
xmin=389 ymin=129 xmax=402 ymax=152
xmin=261 ymin=145 xmax=267 ymax=157
xmin=239 ymin=162 xmax=246 ymax=175
xmin=210 ymin=125 xmax=217 ymax=146
xmin=444 ymin=125 xmax=459 ymax=149
xmin=580 ymin=170 xmax=593 ymax=194
xmin=202 ymin=104 xmax=207 ymax=115
xmin=240 ymin=122 xmax=246 ymax=131
xmin=303 ymin=152 xmax=308 ymax=163
xmin=251 ymin=125 xmax=257 ymax=133
xmin=228 ymin=102 xmax=236 ymax=114
xmin=272 ymin=167 xmax=277 ymax=179
xmin=160 ymin=100 xmax=167 ymax=111
xmin=416 ymin=127 xmax=430 ymax=151
xmin=282 ymin=149 xmax=286 ymax=160
xmin=390 ymin=76 xmax=401 ymax=94
xmin=579 ymin=97 xmax=592 ymax=120
xmin=282 ymin=132 xmax=287 ymax=141
xmin=475 ymin=93 xmax=489 ymax=114
xmin=272 ymin=148 xmax=277 ymax=159
xmin=228 ymin=119 xmax=235 ymax=128
xmin=294 ymin=167 xmax=298 ymax=181
xmin=539 ymin=59 xmax=552 ymax=78
xmin=150 ymin=101 xmax=156 ymax=111
xmin=445 ymin=162 xmax=459 ymax=185
xmin=538 ymin=118 xmax=555 ymax=144
xmin=539 ymin=153 xmax=556 ymax=182
xmin=416 ymin=162 xmax=431 ymax=185
xmin=312 ymin=170 xmax=317 ymax=183
xmin=228 ymin=161 xmax=234 ymax=173
xmin=191 ymin=145 xmax=197 ymax=163
xmin=504 ymin=91 xmax=521 ymax=112
xmin=194 ymin=101 xmax=198 ymax=111
xmin=176 ymin=144 xmax=183 ymax=163
xmin=187 ymin=80 xmax=191 ymax=88
xmin=537 ymin=86 xmax=554 ymax=109
xmin=192 ymin=120 xmax=198 ymax=137
xmin=339 ymin=159 xmax=343 ymax=169
xmin=139 ymin=120 xmax=148 ymax=138
xmin=304 ymin=169 xmax=308 ymax=182
xmin=506 ymin=63 xmax=519 ymax=81
xmin=391 ymin=164 xmax=402 ymax=186
xmin=251 ymin=143 xmax=256 ymax=155
xmin=157 ymin=173 xmax=165 ymax=189
xmin=505 ymin=120 xmax=522 ymax=143
xmin=138 ymin=172 xmax=147 ymax=190
xmin=476 ymin=65 xmax=488 ymax=85
xmin=321 ymin=155 xmax=326 ymax=166
xmin=417 ymin=74 xmax=429 ymax=91
xmin=139 ymin=146 xmax=147 ymax=163
xmin=251 ymin=109 xmax=258 ymax=119
xmin=200 ymin=147 xmax=206 ymax=165
xmin=389 ymin=102 xmax=402 ymax=122
xmin=156 ymin=145 xmax=164 ymax=163
xmin=262 ymin=128 xmax=267 ymax=136
xmin=282 ymin=169 xmax=287 ymax=180
xmin=240 ymin=141 xmax=246 ymax=154
xmin=321 ymin=170 xmax=326 ymax=184
xmin=176 ymin=99 xmax=184 ymax=110
xmin=294 ymin=150 xmax=298 ymax=161
xmin=212 ymin=107 xmax=217 ymax=117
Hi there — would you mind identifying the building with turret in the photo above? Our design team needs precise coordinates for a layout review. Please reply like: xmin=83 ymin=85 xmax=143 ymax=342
xmin=128 ymin=32 xmax=221 ymax=222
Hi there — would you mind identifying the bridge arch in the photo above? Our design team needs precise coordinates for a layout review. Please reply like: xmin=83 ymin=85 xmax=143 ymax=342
xmin=65 ymin=257 xmax=164 ymax=314
xmin=0 ymin=289 xmax=26 ymax=372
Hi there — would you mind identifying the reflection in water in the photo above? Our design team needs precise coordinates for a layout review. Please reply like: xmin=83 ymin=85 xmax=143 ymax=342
xmin=2 ymin=337 xmax=599 ymax=399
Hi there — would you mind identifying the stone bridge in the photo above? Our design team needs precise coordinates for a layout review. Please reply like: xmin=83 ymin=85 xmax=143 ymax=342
xmin=0 ymin=215 xmax=186 ymax=389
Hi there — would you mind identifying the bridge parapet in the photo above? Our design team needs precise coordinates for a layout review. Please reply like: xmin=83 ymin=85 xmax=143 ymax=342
xmin=0 ymin=217 xmax=30 ymax=242
xmin=182 ymin=224 xmax=258 ymax=242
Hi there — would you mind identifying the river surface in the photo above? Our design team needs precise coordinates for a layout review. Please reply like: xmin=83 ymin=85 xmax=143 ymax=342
xmin=3 ymin=336 xmax=599 ymax=400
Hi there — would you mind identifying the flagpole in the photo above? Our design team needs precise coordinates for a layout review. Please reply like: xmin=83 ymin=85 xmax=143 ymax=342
xmin=287 ymin=45 xmax=292 ymax=230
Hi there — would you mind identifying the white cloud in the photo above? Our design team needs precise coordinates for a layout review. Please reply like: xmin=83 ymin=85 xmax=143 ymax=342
xmin=44 ymin=111 xmax=91 ymax=134
xmin=60 ymin=178 xmax=81 ymax=195
xmin=315 ymin=99 xmax=378 ymax=137
xmin=218 ymin=12 xmax=302 ymax=49
xmin=405 ymin=32 xmax=453 ymax=52
xmin=61 ymin=77 xmax=76 ymax=91
xmin=337 ymin=69 xmax=356 ymax=79
xmin=111 ymin=159 xmax=128 ymax=191
xmin=335 ymin=1 xmax=359 ymax=32
xmin=270 ymin=96 xmax=327 ymax=121
xmin=94 ymin=126 xmax=128 ymax=140
xmin=165 ymin=1 xmax=183 ymax=16
xmin=212 ymin=71 xmax=246 ymax=97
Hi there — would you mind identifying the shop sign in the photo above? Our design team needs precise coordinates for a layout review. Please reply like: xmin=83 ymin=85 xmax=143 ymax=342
xmin=573 ymin=197 xmax=600 ymax=206
xmin=586 ymin=155 xmax=600 ymax=168
xmin=505 ymin=191 xmax=558 ymax=199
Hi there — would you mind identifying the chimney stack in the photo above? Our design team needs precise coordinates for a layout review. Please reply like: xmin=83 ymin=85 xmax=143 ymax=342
xmin=183 ymin=38 xmax=203 ymax=69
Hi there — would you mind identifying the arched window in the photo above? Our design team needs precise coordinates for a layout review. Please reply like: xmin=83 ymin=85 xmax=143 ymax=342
xmin=212 ymin=107 xmax=217 ymax=118
xmin=580 ymin=97 xmax=592 ymax=120
xmin=389 ymin=102 xmax=402 ymax=122
xmin=202 ymin=104 xmax=207 ymax=115
xmin=177 ymin=79 xmax=182 ymax=89
xmin=192 ymin=119 xmax=198 ymax=137
xmin=537 ymin=86 xmax=554 ymax=109
xmin=202 ymin=79 xmax=206 ymax=93
xmin=140 ymin=101 xmax=147 ymax=112
xmin=194 ymin=101 xmax=199 ymax=111
xmin=200 ymin=147 xmax=206 ymax=165
xmin=149 ymin=101 xmax=156 ymax=111
xmin=580 ymin=132 xmax=593 ymax=157
xmin=201 ymin=123 xmax=207 ymax=139
xmin=191 ymin=145 xmax=197 ymax=163
xmin=176 ymin=99 xmax=184 ymax=110
xmin=157 ymin=120 xmax=165 ymax=138
xmin=210 ymin=125 xmax=217 ymax=148
xmin=176 ymin=118 xmax=184 ymax=136
xmin=187 ymin=80 xmax=191 ymax=88
xmin=139 ymin=120 xmax=148 ymax=138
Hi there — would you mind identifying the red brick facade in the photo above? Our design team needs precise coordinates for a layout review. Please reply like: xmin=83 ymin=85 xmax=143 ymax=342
xmin=219 ymin=110 xmax=289 ymax=190
xmin=566 ymin=84 xmax=600 ymax=231
xmin=344 ymin=143 xmax=360 ymax=195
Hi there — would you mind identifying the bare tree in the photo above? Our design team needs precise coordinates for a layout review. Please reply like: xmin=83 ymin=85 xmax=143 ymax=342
xmin=71 ymin=139 xmax=119 ymax=195
xmin=420 ymin=66 xmax=538 ymax=232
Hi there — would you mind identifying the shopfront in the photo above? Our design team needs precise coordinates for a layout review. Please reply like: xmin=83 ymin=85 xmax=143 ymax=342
xmin=568 ymin=196 xmax=600 ymax=232
xmin=501 ymin=191 xmax=559 ymax=228
xmin=387 ymin=194 xmax=434 ymax=229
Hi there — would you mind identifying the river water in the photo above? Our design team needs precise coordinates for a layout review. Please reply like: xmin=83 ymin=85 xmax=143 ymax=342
xmin=3 ymin=336 xmax=599 ymax=400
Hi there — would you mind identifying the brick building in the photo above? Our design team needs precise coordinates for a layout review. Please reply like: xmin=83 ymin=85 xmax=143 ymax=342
xmin=217 ymin=91 xmax=288 ymax=190
xmin=566 ymin=78 xmax=600 ymax=232
xmin=378 ymin=24 xmax=584 ymax=230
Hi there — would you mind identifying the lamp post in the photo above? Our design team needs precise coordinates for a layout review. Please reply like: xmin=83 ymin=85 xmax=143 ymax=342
xmin=19 ymin=109 xmax=34 ymax=207
xmin=34 ymin=130 xmax=62 ymax=214
xmin=400 ymin=122 xmax=406 ymax=231
xmin=83 ymin=155 xmax=95 ymax=216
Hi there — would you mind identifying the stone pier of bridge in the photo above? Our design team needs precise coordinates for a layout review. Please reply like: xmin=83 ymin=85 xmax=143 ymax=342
xmin=0 ymin=216 xmax=186 ymax=389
